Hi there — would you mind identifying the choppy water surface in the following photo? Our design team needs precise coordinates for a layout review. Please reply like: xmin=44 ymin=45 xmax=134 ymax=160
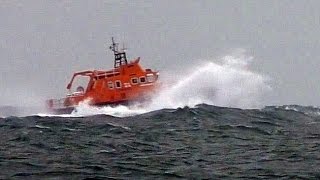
xmin=1 ymin=104 xmax=320 ymax=179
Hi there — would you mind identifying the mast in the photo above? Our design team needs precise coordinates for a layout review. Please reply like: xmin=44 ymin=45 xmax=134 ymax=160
xmin=109 ymin=37 xmax=128 ymax=68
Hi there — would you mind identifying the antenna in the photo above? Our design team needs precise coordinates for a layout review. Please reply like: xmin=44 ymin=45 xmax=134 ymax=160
xmin=109 ymin=37 xmax=119 ymax=53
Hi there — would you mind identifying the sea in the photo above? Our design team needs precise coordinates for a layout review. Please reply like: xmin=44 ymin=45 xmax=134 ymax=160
xmin=1 ymin=54 xmax=319 ymax=179
xmin=1 ymin=104 xmax=320 ymax=179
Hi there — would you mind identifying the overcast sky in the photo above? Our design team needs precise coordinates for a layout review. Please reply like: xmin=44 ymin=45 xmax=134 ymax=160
xmin=1 ymin=0 xmax=320 ymax=106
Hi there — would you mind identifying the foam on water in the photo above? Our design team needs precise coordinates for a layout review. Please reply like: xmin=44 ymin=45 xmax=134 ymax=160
xmin=39 ymin=51 xmax=272 ymax=117
xmin=71 ymin=103 xmax=147 ymax=117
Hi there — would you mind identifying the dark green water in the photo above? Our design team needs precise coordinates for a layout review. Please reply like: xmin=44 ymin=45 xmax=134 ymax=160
xmin=1 ymin=104 xmax=320 ymax=179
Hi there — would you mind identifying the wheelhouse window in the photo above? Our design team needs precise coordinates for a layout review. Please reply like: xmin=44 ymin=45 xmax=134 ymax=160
xmin=115 ymin=80 xmax=122 ymax=88
xmin=139 ymin=76 xmax=146 ymax=83
xmin=146 ymin=74 xmax=155 ymax=83
xmin=107 ymin=81 xmax=114 ymax=89
xmin=131 ymin=77 xmax=138 ymax=85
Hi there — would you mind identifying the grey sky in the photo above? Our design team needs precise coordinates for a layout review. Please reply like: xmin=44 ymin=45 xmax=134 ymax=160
xmin=0 ymin=0 xmax=319 ymax=106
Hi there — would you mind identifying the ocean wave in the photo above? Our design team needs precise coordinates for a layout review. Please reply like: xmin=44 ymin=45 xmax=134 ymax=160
xmin=1 ymin=104 xmax=320 ymax=178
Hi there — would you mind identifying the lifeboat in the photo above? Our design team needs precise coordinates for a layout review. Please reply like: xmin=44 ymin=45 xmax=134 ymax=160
xmin=46 ymin=38 xmax=159 ymax=114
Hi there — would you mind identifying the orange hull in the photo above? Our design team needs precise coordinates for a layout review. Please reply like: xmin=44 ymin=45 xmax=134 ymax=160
xmin=46 ymin=38 xmax=159 ymax=114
